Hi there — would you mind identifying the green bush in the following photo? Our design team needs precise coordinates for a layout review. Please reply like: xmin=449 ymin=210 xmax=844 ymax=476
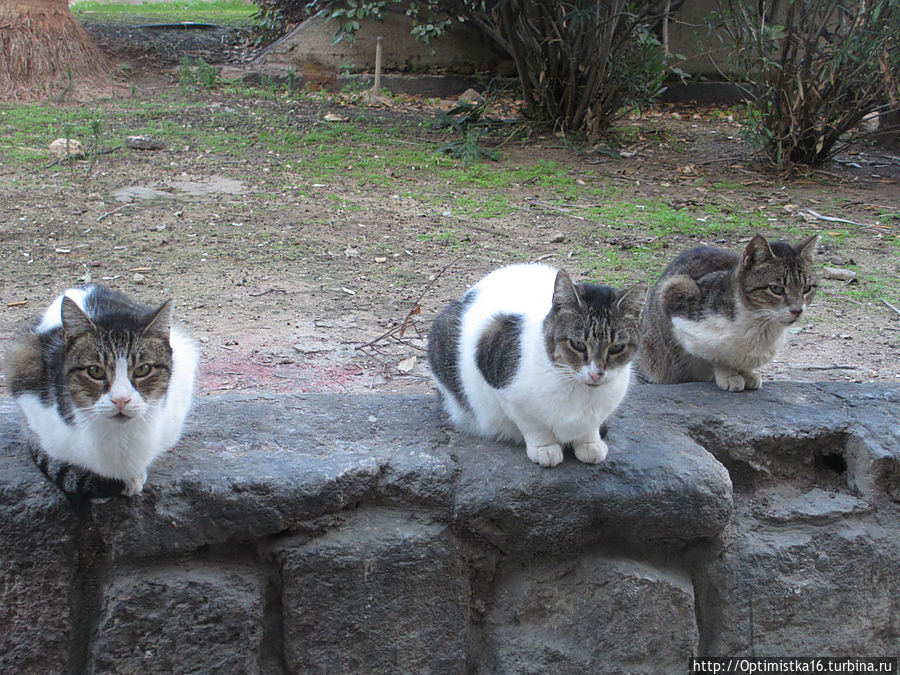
xmin=263 ymin=0 xmax=675 ymax=140
xmin=715 ymin=0 xmax=898 ymax=172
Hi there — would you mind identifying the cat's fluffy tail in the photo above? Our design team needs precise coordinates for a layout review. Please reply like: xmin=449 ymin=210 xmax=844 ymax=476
xmin=29 ymin=443 xmax=127 ymax=499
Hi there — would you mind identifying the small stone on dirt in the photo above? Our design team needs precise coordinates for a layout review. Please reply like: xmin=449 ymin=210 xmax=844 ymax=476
xmin=49 ymin=138 xmax=84 ymax=157
xmin=457 ymin=88 xmax=482 ymax=104
xmin=823 ymin=267 xmax=858 ymax=282
xmin=126 ymin=136 xmax=166 ymax=151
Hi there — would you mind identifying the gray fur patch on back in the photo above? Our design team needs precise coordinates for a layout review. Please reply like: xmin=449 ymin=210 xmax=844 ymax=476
xmin=476 ymin=313 xmax=524 ymax=388
xmin=427 ymin=290 xmax=476 ymax=411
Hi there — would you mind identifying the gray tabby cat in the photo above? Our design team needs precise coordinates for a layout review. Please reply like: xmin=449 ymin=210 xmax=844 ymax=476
xmin=4 ymin=284 xmax=199 ymax=497
xmin=636 ymin=234 xmax=819 ymax=391
xmin=428 ymin=264 xmax=645 ymax=467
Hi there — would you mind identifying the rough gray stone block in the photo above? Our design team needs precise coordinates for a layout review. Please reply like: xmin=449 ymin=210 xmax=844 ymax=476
xmin=629 ymin=382 xmax=900 ymax=500
xmin=481 ymin=554 xmax=698 ymax=674
xmin=697 ymin=502 xmax=900 ymax=656
xmin=452 ymin=427 xmax=732 ymax=554
xmin=89 ymin=563 xmax=267 ymax=674
xmin=0 ymin=402 xmax=80 ymax=674
xmin=275 ymin=508 xmax=470 ymax=674
xmin=88 ymin=394 xmax=457 ymax=560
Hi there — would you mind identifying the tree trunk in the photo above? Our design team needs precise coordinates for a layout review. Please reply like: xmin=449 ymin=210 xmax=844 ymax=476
xmin=0 ymin=0 xmax=114 ymax=102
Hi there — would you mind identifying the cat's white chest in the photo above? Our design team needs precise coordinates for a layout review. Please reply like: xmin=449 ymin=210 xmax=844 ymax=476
xmin=671 ymin=313 xmax=785 ymax=370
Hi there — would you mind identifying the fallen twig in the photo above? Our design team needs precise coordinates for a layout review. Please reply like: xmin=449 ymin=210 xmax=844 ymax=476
xmin=802 ymin=209 xmax=863 ymax=226
xmin=880 ymin=299 xmax=900 ymax=318
xmin=249 ymin=288 xmax=287 ymax=297
xmin=97 ymin=205 xmax=130 ymax=222
xmin=356 ymin=255 xmax=464 ymax=351
xmin=801 ymin=208 xmax=890 ymax=232
xmin=6 ymin=300 xmax=28 ymax=307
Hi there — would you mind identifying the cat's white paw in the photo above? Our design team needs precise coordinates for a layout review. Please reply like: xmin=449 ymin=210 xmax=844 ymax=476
xmin=714 ymin=369 xmax=746 ymax=392
xmin=743 ymin=370 xmax=762 ymax=390
xmin=574 ymin=439 xmax=608 ymax=464
xmin=527 ymin=443 xmax=564 ymax=468
xmin=122 ymin=473 xmax=146 ymax=496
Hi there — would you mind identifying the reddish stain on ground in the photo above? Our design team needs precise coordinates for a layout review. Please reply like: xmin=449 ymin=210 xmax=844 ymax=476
xmin=197 ymin=349 xmax=366 ymax=396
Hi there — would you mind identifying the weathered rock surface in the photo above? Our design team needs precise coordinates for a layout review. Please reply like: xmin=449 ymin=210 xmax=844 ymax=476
xmin=89 ymin=563 xmax=267 ymax=674
xmin=276 ymin=509 xmax=470 ymax=674
xmin=482 ymin=554 xmax=698 ymax=674
xmin=1 ymin=381 xmax=897 ymax=673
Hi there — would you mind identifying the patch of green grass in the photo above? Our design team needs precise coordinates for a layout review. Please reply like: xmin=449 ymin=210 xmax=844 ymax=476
xmin=451 ymin=195 xmax=514 ymax=219
xmin=571 ymin=243 xmax=666 ymax=288
xmin=71 ymin=0 xmax=256 ymax=26
xmin=834 ymin=264 xmax=899 ymax=304
xmin=0 ymin=105 xmax=107 ymax=162
xmin=448 ymin=159 xmax=574 ymax=192
xmin=416 ymin=229 xmax=466 ymax=250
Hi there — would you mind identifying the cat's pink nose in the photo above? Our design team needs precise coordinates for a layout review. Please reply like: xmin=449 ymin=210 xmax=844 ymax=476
xmin=111 ymin=395 xmax=131 ymax=412
xmin=589 ymin=369 xmax=604 ymax=383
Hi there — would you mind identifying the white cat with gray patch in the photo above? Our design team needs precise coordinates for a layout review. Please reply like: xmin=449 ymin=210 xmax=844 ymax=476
xmin=4 ymin=285 xmax=200 ymax=497
xmin=427 ymin=264 xmax=645 ymax=468
xmin=636 ymin=234 xmax=819 ymax=391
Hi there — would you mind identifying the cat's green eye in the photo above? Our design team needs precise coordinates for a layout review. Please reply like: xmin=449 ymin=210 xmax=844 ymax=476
xmin=803 ymin=284 xmax=815 ymax=294
xmin=768 ymin=284 xmax=785 ymax=295
xmin=86 ymin=365 xmax=105 ymax=380
xmin=568 ymin=339 xmax=587 ymax=353
xmin=608 ymin=344 xmax=625 ymax=355
xmin=133 ymin=364 xmax=152 ymax=378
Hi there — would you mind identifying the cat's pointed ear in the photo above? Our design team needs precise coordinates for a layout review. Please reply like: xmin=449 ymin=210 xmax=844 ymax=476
xmin=796 ymin=234 xmax=820 ymax=263
xmin=61 ymin=296 xmax=95 ymax=339
xmin=552 ymin=270 xmax=582 ymax=310
xmin=742 ymin=234 xmax=774 ymax=270
xmin=145 ymin=300 xmax=172 ymax=334
xmin=615 ymin=282 xmax=648 ymax=319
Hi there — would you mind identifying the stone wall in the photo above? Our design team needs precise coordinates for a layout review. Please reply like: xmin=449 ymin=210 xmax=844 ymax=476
xmin=1 ymin=382 xmax=898 ymax=674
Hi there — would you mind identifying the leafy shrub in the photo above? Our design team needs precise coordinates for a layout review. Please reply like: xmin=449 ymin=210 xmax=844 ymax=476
xmin=432 ymin=87 xmax=520 ymax=164
xmin=715 ymin=0 xmax=898 ymax=172
xmin=276 ymin=0 xmax=675 ymax=139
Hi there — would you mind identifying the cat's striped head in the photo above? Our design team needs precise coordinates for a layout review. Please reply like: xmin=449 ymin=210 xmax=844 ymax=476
xmin=61 ymin=296 xmax=174 ymax=423
xmin=739 ymin=234 xmax=819 ymax=325
xmin=544 ymin=270 xmax=646 ymax=386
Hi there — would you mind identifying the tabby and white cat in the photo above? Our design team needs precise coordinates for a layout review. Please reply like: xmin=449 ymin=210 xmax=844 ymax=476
xmin=636 ymin=234 xmax=819 ymax=391
xmin=4 ymin=285 xmax=200 ymax=497
xmin=427 ymin=264 xmax=645 ymax=468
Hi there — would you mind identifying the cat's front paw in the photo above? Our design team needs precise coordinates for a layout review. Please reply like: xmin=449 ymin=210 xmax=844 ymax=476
xmin=742 ymin=370 xmax=762 ymax=390
xmin=527 ymin=443 xmax=564 ymax=468
xmin=122 ymin=473 xmax=147 ymax=496
xmin=714 ymin=368 xmax=746 ymax=392
xmin=574 ymin=439 xmax=608 ymax=464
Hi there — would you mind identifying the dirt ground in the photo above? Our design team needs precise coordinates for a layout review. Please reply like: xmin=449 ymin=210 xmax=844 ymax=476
xmin=1 ymin=20 xmax=898 ymax=400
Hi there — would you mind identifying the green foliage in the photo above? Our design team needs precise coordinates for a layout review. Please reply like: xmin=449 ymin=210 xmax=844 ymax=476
xmin=250 ymin=0 xmax=311 ymax=41
xmin=328 ymin=0 xmax=387 ymax=42
xmin=432 ymin=92 xmax=517 ymax=165
xmin=179 ymin=58 xmax=221 ymax=93
xmin=713 ymin=0 xmax=898 ymax=172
